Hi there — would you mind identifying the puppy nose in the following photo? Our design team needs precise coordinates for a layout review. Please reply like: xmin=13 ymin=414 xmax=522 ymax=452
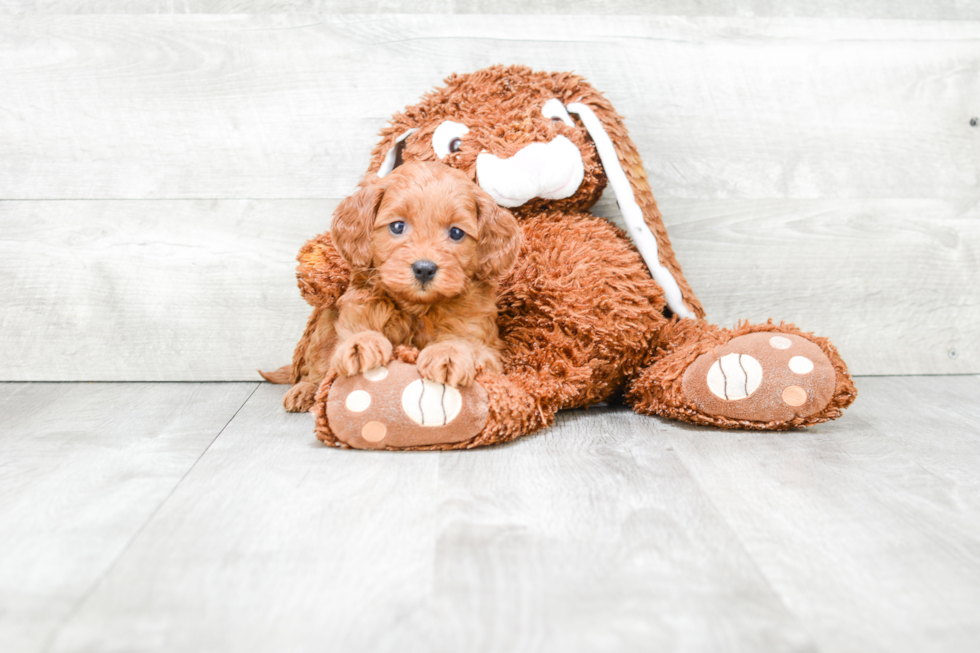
xmin=412 ymin=260 xmax=438 ymax=284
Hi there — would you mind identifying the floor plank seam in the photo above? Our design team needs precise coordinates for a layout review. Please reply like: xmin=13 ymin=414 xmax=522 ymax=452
xmin=663 ymin=437 xmax=823 ymax=650
xmin=35 ymin=382 xmax=261 ymax=653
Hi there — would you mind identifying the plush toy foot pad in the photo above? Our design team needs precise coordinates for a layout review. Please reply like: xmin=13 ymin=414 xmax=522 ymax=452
xmin=326 ymin=360 xmax=488 ymax=450
xmin=681 ymin=332 xmax=836 ymax=423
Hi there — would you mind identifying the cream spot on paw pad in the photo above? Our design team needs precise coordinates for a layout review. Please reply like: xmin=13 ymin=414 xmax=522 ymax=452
xmin=789 ymin=356 xmax=814 ymax=374
xmin=345 ymin=390 xmax=372 ymax=413
xmin=361 ymin=421 xmax=387 ymax=442
xmin=706 ymin=353 xmax=763 ymax=401
xmin=782 ymin=385 xmax=808 ymax=406
xmin=363 ymin=366 xmax=389 ymax=382
xmin=769 ymin=336 xmax=792 ymax=349
xmin=401 ymin=379 xmax=463 ymax=426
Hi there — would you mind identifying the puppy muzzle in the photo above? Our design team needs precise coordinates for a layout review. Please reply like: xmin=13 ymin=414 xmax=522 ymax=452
xmin=412 ymin=260 xmax=439 ymax=285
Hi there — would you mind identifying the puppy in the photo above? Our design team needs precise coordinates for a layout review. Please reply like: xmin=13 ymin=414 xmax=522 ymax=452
xmin=326 ymin=161 xmax=520 ymax=392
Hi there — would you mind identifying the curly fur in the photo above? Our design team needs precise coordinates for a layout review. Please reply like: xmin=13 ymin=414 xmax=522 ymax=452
xmin=281 ymin=65 xmax=858 ymax=446
xmin=288 ymin=161 xmax=520 ymax=409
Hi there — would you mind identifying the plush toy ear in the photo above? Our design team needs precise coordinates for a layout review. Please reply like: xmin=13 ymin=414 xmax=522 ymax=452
xmin=473 ymin=186 xmax=521 ymax=281
xmin=376 ymin=128 xmax=419 ymax=178
xmin=566 ymin=95 xmax=705 ymax=320
xmin=330 ymin=178 xmax=387 ymax=270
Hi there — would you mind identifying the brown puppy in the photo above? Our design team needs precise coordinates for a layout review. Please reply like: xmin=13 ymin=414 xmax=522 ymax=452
xmin=286 ymin=161 xmax=519 ymax=410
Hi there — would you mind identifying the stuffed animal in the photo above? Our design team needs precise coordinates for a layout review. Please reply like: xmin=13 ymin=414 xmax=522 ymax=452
xmin=262 ymin=65 xmax=857 ymax=450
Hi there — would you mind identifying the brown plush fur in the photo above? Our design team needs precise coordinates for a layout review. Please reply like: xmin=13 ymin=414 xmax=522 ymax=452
xmin=366 ymin=67 xmax=704 ymax=319
xmin=271 ymin=65 xmax=857 ymax=446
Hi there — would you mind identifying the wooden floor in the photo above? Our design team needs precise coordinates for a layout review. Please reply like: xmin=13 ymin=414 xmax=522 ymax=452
xmin=1 ymin=376 xmax=978 ymax=653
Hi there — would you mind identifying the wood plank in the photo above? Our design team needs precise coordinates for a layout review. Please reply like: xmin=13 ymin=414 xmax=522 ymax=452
xmin=411 ymin=410 xmax=813 ymax=652
xmin=0 ymin=199 xmax=332 ymax=381
xmin=656 ymin=197 xmax=980 ymax=376
xmin=2 ymin=196 xmax=975 ymax=380
xmin=0 ymin=15 xmax=977 ymax=200
xmin=5 ymin=0 xmax=980 ymax=20
xmin=659 ymin=375 xmax=980 ymax=653
xmin=853 ymin=375 xmax=980 ymax=502
xmin=0 ymin=381 xmax=256 ymax=653
xmin=45 ymin=383 xmax=447 ymax=653
xmin=48 ymin=384 xmax=815 ymax=653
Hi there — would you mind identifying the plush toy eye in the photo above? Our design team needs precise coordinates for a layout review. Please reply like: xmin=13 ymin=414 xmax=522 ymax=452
xmin=432 ymin=121 xmax=470 ymax=159
xmin=542 ymin=98 xmax=575 ymax=127
xmin=448 ymin=226 xmax=465 ymax=241
xmin=389 ymin=221 xmax=406 ymax=235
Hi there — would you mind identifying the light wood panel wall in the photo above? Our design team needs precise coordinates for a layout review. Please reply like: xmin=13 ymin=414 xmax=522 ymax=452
xmin=0 ymin=12 xmax=977 ymax=379
xmin=4 ymin=1 xmax=980 ymax=20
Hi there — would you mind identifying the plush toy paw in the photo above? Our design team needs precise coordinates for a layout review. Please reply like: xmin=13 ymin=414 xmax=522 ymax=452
xmin=681 ymin=332 xmax=837 ymax=424
xmin=416 ymin=341 xmax=477 ymax=388
xmin=323 ymin=360 xmax=489 ymax=449
xmin=330 ymin=331 xmax=393 ymax=377
xmin=283 ymin=381 xmax=318 ymax=413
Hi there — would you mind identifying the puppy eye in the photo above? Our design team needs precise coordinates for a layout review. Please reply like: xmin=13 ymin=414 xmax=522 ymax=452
xmin=449 ymin=138 xmax=462 ymax=153
xmin=389 ymin=221 xmax=406 ymax=236
xmin=448 ymin=226 xmax=465 ymax=241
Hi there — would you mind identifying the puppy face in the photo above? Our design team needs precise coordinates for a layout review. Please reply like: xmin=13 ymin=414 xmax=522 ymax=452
xmin=332 ymin=161 xmax=520 ymax=305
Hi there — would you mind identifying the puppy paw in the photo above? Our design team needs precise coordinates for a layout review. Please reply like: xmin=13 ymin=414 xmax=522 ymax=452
xmin=331 ymin=331 xmax=393 ymax=377
xmin=417 ymin=341 xmax=476 ymax=388
xmin=284 ymin=381 xmax=318 ymax=412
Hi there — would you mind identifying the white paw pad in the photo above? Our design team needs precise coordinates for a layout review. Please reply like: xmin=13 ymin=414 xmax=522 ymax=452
xmin=788 ymin=356 xmax=814 ymax=374
xmin=345 ymin=390 xmax=372 ymax=412
xmin=706 ymin=353 xmax=763 ymax=401
xmin=363 ymin=366 xmax=389 ymax=381
xmin=401 ymin=379 xmax=463 ymax=427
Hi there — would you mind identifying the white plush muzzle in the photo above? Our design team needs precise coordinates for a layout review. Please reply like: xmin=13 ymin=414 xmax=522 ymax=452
xmin=475 ymin=136 xmax=585 ymax=208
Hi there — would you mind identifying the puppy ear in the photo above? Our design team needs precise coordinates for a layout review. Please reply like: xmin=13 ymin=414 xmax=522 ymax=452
xmin=331 ymin=179 xmax=386 ymax=270
xmin=473 ymin=187 xmax=521 ymax=280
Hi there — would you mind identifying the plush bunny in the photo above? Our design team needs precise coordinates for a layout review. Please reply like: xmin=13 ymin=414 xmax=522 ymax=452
xmin=262 ymin=65 xmax=857 ymax=450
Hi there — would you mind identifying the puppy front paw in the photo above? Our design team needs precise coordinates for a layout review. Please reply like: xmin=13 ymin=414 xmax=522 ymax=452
xmin=284 ymin=381 xmax=318 ymax=413
xmin=417 ymin=341 xmax=476 ymax=388
xmin=331 ymin=331 xmax=393 ymax=377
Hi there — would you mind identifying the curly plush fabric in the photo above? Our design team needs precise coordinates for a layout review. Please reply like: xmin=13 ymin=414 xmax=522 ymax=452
xmin=629 ymin=319 xmax=858 ymax=430
xmin=272 ymin=65 xmax=857 ymax=449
